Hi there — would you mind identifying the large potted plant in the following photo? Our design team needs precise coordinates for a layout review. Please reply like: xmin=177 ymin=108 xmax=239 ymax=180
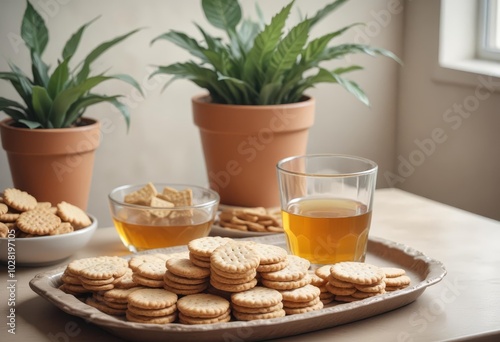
xmin=150 ymin=0 xmax=400 ymax=208
xmin=0 ymin=1 xmax=142 ymax=210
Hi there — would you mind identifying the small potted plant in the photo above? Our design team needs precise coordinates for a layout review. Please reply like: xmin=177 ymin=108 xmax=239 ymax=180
xmin=150 ymin=0 xmax=401 ymax=208
xmin=0 ymin=1 xmax=142 ymax=210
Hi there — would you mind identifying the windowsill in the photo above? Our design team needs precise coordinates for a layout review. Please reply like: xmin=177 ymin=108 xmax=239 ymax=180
xmin=433 ymin=59 xmax=500 ymax=90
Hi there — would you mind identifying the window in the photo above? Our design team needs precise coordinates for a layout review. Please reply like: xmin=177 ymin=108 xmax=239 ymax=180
xmin=435 ymin=0 xmax=500 ymax=85
xmin=477 ymin=0 xmax=500 ymax=61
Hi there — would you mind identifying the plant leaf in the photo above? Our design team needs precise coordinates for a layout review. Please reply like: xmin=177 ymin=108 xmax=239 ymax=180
xmin=31 ymin=85 xmax=53 ymax=126
xmin=110 ymin=74 xmax=144 ymax=96
xmin=62 ymin=16 xmax=100 ymax=61
xmin=18 ymin=119 xmax=42 ymax=129
xmin=242 ymin=1 xmax=294 ymax=87
xmin=266 ymin=20 xmax=310 ymax=83
xmin=202 ymin=0 xmax=241 ymax=31
xmin=63 ymin=94 xmax=121 ymax=128
xmin=151 ymin=31 xmax=208 ymax=62
xmin=31 ymin=51 xmax=50 ymax=87
xmin=309 ymin=0 xmax=349 ymax=28
xmin=21 ymin=1 xmax=48 ymax=55
xmin=0 ymin=97 xmax=29 ymax=122
xmin=6 ymin=64 xmax=34 ymax=116
xmin=75 ymin=28 xmax=141 ymax=84
xmin=47 ymin=59 xmax=70 ymax=99
xmin=50 ymin=76 xmax=113 ymax=127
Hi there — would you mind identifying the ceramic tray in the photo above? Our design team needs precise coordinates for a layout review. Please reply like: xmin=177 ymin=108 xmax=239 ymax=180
xmin=29 ymin=235 xmax=447 ymax=342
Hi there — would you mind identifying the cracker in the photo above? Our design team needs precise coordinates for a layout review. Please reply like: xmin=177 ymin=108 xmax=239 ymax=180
xmin=384 ymin=275 xmax=411 ymax=287
xmin=177 ymin=293 xmax=230 ymax=318
xmin=16 ymin=210 xmax=61 ymax=235
xmin=0 ymin=213 xmax=19 ymax=222
xmin=330 ymin=262 xmax=385 ymax=285
xmin=232 ymin=302 xmax=284 ymax=314
xmin=127 ymin=303 xmax=177 ymax=317
xmin=178 ymin=310 xmax=231 ymax=325
xmin=259 ymin=255 xmax=310 ymax=281
xmin=124 ymin=182 xmax=157 ymax=205
xmin=126 ymin=311 xmax=177 ymax=324
xmin=148 ymin=196 xmax=174 ymax=218
xmin=3 ymin=188 xmax=37 ymax=211
xmin=355 ymin=280 xmax=387 ymax=293
xmin=127 ymin=288 xmax=177 ymax=309
xmin=232 ymin=309 xmax=286 ymax=321
xmin=164 ymin=270 xmax=208 ymax=285
xmin=251 ymin=243 xmax=288 ymax=265
xmin=103 ymin=287 xmax=144 ymax=302
xmin=210 ymin=241 xmax=260 ymax=273
xmin=159 ymin=187 xmax=193 ymax=207
xmin=210 ymin=277 xmax=258 ymax=293
xmin=163 ymin=283 xmax=209 ymax=296
xmin=231 ymin=286 xmax=283 ymax=308
xmin=86 ymin=297 xmax=126 ymax=316
xmin=315 ymin=264 xmax=334 ymax=280
xmin=0 ymin=203 xmax=8 ymax=215
xmin=188 ymin=236 xmax=231 ymax=258
xmin=132 ymin=274 xmax=165 ymax=288
xmin=282 ymin=296 xmax=321 ymax=308
xmin=279 ymin=284 xmax=320 ymax=303
xmin=256 ymin=259 xmax=288 ymax=273
xmin=325 ymin=283 xmax=357 ymax=296
xmin=211 ymin=269 xmax=256 ymax=285
xmin=57 ymin=201 xmax=91 ymax=228
xmin=261 ymin=274 xmax=311 ymax=291
xmin=327 ymin=274 xmax=355 ymax=288
xmin=381 ymin=267 xmax=407 ymax=278
xmin=0 ymin=222 xmax=8 ymax=238
xmin=50 ymin=222 xmax=74 ymax=235
xmin=284 ymin=301 xmax=323 ymax=315
xmin=166 ymin=258 xmax=211 ymax=279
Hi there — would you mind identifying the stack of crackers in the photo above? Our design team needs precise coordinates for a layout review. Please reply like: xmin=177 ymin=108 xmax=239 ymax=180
xmin=60 ymin=236 xmax=410 ymax=325
xmin=217 ymin=206 xmax=283 ymax=233
xmin=0 ymin=188 xmax=91 ymax=238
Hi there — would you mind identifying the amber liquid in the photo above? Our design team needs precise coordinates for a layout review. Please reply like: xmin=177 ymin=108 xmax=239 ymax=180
xmin=112 ymin=211 xmax=213 ymax=251
xmin=282 ymin=198 xmax=372 ymax=265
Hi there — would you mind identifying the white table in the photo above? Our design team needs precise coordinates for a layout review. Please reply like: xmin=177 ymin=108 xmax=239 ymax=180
xmin=1 ymin=188 xmax=499 ymax=341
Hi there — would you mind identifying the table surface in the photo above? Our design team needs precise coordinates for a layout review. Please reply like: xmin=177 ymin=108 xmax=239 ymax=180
xmin=1 ymin=188 xmax=499 ymax=342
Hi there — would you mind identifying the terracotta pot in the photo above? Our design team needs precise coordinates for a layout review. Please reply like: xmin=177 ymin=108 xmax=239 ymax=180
xmin=192 ymin=95 xmax=315 ymax=208
xmin=0 ymin=118 xmax=101 ymax=210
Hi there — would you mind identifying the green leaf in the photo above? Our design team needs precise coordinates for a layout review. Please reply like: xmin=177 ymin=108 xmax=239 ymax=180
xmin=323 ymin=44 xmax=403 ymax=64
xmin=110 ymin=74 xmax=144 ymax=96
xmin=62 ymin=16 xmax=100 ymax=61
xmin=151 ymin=31 xmax=208 ymax=62
xmin=266 ymin=20 xmax=310 ymax=83
xmin=50 ymin=76 xmax=113 ymax=127
xmin=76 ymin=28 xmax=141 ymax=84
xmin=21 ymin=1 xmax=49 ymax=55
xmin=242 ymin=1 xmax=294 ymax=87
xmin=259 ymin=81 xmax=283 ymax=105
xmin=6 ymin=63 xmax=34 ymax=115
xmin=309 ymin=0 xmax=349 ymax=28
xmin=63 ymin=94 xmax=121 ymax=128
xmin=2 ymin=108 xmax=28 ymax=122
xmin=202 ymin=0 xmax=242 ymax=31
xmin=31 ymin=85 xmax=53 ymax=126
xmin=31 ymin=51 xmax=50 ymax=87
xmin=108 ymin=98 xmax=130 ymax=131
xmin=0 ymin=97 xmax=27 ymax=110
xmin=47 ymin=59 xmax=70 ymax=99
xmin=18 ymin=119 xmax=42 ymax=129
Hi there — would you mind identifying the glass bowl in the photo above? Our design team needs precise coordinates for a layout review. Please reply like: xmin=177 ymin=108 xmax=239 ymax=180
xmin=108 ymin=183 xmax=219 ymax=252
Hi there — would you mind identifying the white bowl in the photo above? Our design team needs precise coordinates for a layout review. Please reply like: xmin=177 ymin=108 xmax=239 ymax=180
xmin=0 ymin=214 xmax=97 ymax=267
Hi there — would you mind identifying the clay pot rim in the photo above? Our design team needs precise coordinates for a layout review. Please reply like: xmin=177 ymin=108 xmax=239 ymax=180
xmin=0 ymin=117 xmax=99 ymax=133
xmin=192 ymin=93 xmax=315 ymax=110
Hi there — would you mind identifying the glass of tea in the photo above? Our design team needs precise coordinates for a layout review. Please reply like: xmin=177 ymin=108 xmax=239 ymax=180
xmin=276 ymin=154 xmax=377 ymax=265
xmin=108 ymin=183 xmax=219 ymax=252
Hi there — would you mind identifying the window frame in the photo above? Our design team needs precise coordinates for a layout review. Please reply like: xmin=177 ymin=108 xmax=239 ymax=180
xmin=477 ymin=0 xmax=500 ymax=62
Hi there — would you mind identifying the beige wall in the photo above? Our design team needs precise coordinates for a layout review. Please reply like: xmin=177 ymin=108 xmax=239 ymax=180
xmin=396 ymin=0 xmax=500 ymax=221
xmin=0 ymin=0 xmax=403 ymax=226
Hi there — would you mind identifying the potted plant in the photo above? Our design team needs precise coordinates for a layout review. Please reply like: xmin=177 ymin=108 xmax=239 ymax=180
xmin=0 ymin=1 xmax=142 ymax=210
xmin=150 ymin=0 xmax=400 ymax=208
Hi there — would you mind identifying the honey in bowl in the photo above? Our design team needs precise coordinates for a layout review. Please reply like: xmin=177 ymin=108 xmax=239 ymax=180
xmin=112 ymin=211 xmax=213 ymax=251
xmin=282 ymin=197 xmax=372 ymax=265
xmin=108 ymin=183 xmax=219 ymax=252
